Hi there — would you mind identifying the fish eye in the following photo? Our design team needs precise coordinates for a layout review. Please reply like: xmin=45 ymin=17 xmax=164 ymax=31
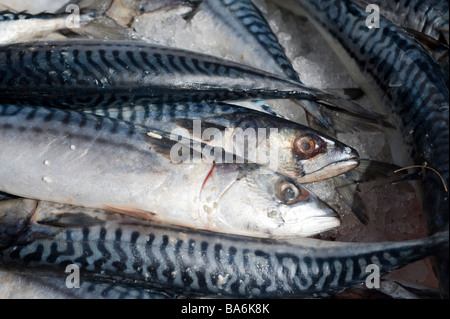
xmin=293 ymin=134 xmax=325 ymax=159
xmin=277 ymin=181 xmax=309 ymax=204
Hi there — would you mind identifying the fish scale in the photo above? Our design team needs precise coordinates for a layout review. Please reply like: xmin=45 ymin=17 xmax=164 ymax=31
xmin=0 ymin=200 xmax=447 ymax=298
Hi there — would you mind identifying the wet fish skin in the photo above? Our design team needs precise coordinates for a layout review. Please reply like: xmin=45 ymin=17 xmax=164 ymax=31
xmin=354 ymin=0 xmax=449 ymax=76
xmin=0 ymin=39 xmax=382 ymax=122
xmin=199 ymin=0 xmax=301 ymax=82
xmin=0 ymin=104 xmax=340 ymax=238
xmin=272 ymin=0 xmax=449 ymax=297
xmin=84 ymin=101 xmax=360 ymax=183
xmin=0 ymin=199 xmax=448 ymax=298
xmin=354 ymin=0 xmax=449 ymax=45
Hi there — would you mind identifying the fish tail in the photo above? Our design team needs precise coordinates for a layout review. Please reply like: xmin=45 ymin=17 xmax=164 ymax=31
xmin=0 ymin=199 xmax=37 ymax=250
xmin=428 ymin=229 xmax=449 ymax=255
xmin=429 ymin=226 xmax=449 ymax=298
xmin=304 ymin=101 xmax=393 ymax=135
xmin=295 ymin=99 xmax=334 ymax=130
xmin=58 ymin=0 xmax=113 ymax=15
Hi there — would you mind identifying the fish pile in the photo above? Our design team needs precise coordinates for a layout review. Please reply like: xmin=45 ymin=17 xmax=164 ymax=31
xmin=0 ymin=0 xmax=448 ymax=299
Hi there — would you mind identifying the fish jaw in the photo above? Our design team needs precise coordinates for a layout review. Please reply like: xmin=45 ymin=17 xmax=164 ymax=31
xmin=299 ymin=159 xmax=359 ymax=183
xmin=277 ymin=196 xmax=341 ymax=237
xmin=296 ymin=136 xmax=360 ymax=183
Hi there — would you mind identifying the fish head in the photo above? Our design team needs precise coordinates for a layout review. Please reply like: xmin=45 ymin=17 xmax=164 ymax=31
xmin=277 ymin=124 xmax=360 ymax=183
xmin=209 ymin=166 xmax=340 ymax=238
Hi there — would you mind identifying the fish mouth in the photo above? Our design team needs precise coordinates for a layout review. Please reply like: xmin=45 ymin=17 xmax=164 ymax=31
xmin=298 ymin=158 xmax=359 ymax=183
xmin=300 ymin=216 xmax=341 ymax=236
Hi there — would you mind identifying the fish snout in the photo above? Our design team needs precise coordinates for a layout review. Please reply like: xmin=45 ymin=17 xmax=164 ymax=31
xmin=333 ymin=140 xmax=359 ymax=161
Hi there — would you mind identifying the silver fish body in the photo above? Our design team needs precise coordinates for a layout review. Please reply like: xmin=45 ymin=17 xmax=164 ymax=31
xmin=272 ymin=0 xmax=449 ymax=297
xmin=0 ymin=199 xmax=447 ymax=298
xmin=84 ymin=101 xmax=359 ymax=183
xmin=0 ymin=104 xmax=340 ymax=238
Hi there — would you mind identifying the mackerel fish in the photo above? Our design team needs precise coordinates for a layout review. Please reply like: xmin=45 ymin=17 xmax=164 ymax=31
xmin=0 ymin=270 xmax=168 ymax=299
xmin=271 ymin=0 xmax=449 ymax=297
xmin=84 ymin=101 xmax=360 ymax=183
xmin=354 ymin=0 xmax=449 ymax=45
xmin=0 ymin=0 xmax=139 ymax=45
xmin=0 ymin=9 xmax=94 ymax=45
xmin=0 ymin=199 xmax=447 ymax=298
xmin=0 ymin=104 xmax=341 ymax=238
xmin=353 ymin=0 xmax=449 ymax=75
xmin=0 ymin=39 xmax=384 ymax=125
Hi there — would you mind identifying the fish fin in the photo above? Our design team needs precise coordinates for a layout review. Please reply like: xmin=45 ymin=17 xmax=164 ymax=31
xmin=56 ymin=0 xmax=113 ymax=15
xmin=334 ymin=160 xmax=424 ymax=224
xmin=104 ymin=205 xmax=157 ymax=220
xmin=333 ymin=159 xmax=409 ymax=225
xmin=324 ymin=87 xmax=365 ymax=101
xmin=333 ymin=176 xmax=369 ymax=225
xmin=403 ymin=28 xmax=449 ymax=79
xmin=0 ymin=191 xmax=18 ymax=201
xmin=37 ymin=212 xmax=105 ymax=228
xmin=137 ymin=0 xmax=200 ymax=18
xmin=404 ymin=27 xmax=449 ymax=53
xmin=226 ymin=100 xmax=282 ymax=117
xmin=144 ymin=124 xmax=234 ymax=163
xmin=343 ymin=159 xmax=406 ymax=183
xmin=305 ymin=104 xmax=394 ymax=135
xmin=296 ymin=99 xmax=335 ymax=133
xmin=389 ymin=280 xmax=442 ymax=299
xmin=247 ymin=100 xmax=281 ymax=117
xmin=293 ymin=86 xmax=387 ymax=133
xmin=73 ymin=16 xmax=141 ymax=40
xmin=313 ymin=91 xmax=388 ymax=121
xmin=390 ymin=171 xmax=423 ymax=183
xmin=55 ymin=0 xmax=141 ymax=40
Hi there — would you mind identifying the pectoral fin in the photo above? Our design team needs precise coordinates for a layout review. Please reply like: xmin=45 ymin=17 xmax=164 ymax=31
xmin=104 ymin=205 xmax=157 ymax=220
